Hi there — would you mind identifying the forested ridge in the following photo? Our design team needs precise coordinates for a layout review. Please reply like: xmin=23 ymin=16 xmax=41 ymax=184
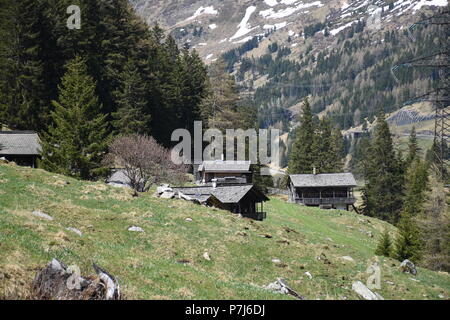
xmin=222 ymin=16 xmax=441 ymax=131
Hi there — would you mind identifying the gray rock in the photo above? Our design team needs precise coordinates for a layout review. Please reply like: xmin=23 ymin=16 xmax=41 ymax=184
xmin=400 ymin=259 xmax=417 ymax=275
xmin=32 ymin=210 xmax=54 ymax=221
xmin=341 ymin=256 xmax=355 ymax=262
xmin=128 ymin=226 xmax=144 ymax=233
xmin=304 ymin=271 xmax=313 ymax=279
xmin=66 ymin=227 xmax=82 ymax=236
xmin=352 ymin=281 xmax=384 ymax=300
xmin=263 ymin=278 xmax=304 ymax=300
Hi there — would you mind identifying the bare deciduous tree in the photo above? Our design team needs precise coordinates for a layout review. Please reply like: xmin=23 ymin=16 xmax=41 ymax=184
xmin=105 ymin=135 xmax=187 ymax=193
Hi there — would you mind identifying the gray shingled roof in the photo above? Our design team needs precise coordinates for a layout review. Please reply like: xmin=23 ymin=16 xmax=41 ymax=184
xmin=198 ymin=160 xmax=251 ymax=173
xmin=173 ymin=185 xmax=268 ymax=204
xmin=0 ymin=131 xmax=41 ymax=156
xmin=289 ymin=173 xmax=357 ymax=187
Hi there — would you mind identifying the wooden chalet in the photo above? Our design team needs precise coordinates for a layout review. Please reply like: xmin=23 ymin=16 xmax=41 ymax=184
xmin=288 ymin=172 xmax=357 ymax=211
xmin=172 ymin=184 xmax=269 ymax=221
xmin=0 ymin=131 xmax=42 ymax=167
xmin=196 ymin=160 xmax=252 ymax=185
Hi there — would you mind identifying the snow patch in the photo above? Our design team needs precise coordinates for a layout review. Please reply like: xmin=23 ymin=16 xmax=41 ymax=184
xmin=209 ymin=23 xmax=217 ymax=30
xmin=259 ymin=1 xmax=323 ymax=19
xmin=230 ymin=6 xmax=258 ymax=40
xmin=186 ymin=6 xmax=218 ymax=21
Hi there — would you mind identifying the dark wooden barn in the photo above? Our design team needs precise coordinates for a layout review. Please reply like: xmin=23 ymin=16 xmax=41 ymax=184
xmin=173 ymin=184 xmax=269 ymax=221
xmin=288 ymin=173 xmax=357 ymax=211
xmin=196 ymin=160 xmax=252 ymax=185
xmin=0 ymin=131 xmax=42 ymax=167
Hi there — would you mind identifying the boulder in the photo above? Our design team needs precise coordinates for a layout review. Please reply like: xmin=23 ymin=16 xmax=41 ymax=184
xmin=66 ymin=227 xmax=82 ymax=237
xmin=400 ymin=259 xmax=417 ymax=275
xmin=304 ymin=271 xmax=313 ymax=279
xmin=128 ymin=226 xmax=144 ymax=233
xmin=352 ymin=281 xmax=384 ymax=300
xmin=32 ymin=210 xmax=54 ymax=221
xmin=341 ymin=256 xmax=355 ymax=262
xmin=203 ymin=252 xmax=211 ymax=261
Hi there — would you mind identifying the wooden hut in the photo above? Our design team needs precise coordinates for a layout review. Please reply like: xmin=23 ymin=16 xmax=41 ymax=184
xmin=0 ymin=131 xmax=41 ymax=167
xmin=173 ymin=184 xmax=269 ymax=221
xmin=288 ymin=173 xmax=357 ymax=211
xmin=197 ymin=160 xmax=252 ymax=184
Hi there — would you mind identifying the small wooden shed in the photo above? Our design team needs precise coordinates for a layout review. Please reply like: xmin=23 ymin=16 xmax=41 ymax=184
xmin=288 ymin=173 xmax=357 ymax=211
xmin=0 ymin=131 xmax=42 ymax=167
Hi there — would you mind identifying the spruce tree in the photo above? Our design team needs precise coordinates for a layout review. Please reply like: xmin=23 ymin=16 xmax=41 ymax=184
xmin=288 ymin=98 xmax=315 ymax=174
xmin=112 ymin=59 xmax=150 ymax=135
xmin=375 ymin=229 xmax=393 ymax=257
xmin=406 ymin=126 xmax=420 ymax=167
xmin=361 ymin=112 xmax=404 ymax=224
xmin=403 ymin=159 xmax=429 ymax=217
xmin=42 ymin=57 xmax=109 ymax=180
xmin=394 ymin=212 xmax=422 ymax=263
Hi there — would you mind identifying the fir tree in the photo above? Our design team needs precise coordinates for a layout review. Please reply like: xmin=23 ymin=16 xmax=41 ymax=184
xmin=403 ymin=159 xmax=429 ymax=217
xmin=375 ymin=229 xmax=393 ymax=257
xmin=42 ymin=57 xmax=109 ymax=180
xmin=112 ymin=59 xmax=150 ymax=135
xmin=406 ymin=126 xmax=420 ymax=167
xmin=361 ymin=112 xmax=404 ymax=224
xmin=288 ymin=98 xmax=315 ymax=174
xmin=394 ymin=212 xmax=423 ymax=263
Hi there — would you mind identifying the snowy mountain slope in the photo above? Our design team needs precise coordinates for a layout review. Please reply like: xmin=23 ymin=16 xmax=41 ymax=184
xmin=130 ymin=0 xmax=448 ymax=62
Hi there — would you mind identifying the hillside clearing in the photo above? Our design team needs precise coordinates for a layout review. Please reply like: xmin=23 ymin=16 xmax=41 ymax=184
xmin=0 ymin=162 xmax=448 ymax=300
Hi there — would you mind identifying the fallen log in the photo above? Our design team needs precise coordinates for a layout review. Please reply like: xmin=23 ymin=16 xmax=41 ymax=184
xmin=32 ymin=259 xmax=120 ymax=300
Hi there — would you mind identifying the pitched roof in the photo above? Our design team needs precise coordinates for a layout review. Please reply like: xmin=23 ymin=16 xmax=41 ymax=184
xmin=289 ymin=173 xmax=357 ymax=188
xmin=0 ymin=131 xmax=41 ymax=156
xmin=173 ymin=184 xmax=268 ymax=204
xmin=198 ymin=160 xmax=251 ymax=173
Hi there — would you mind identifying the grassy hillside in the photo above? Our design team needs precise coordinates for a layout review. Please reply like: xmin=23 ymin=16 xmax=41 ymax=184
xmin=0 ymin=162 xmax=449 ymax=300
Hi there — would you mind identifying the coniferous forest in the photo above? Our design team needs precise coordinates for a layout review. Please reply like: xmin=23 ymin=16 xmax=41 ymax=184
xmin=0 ymin=0 xmax=449 ymax=301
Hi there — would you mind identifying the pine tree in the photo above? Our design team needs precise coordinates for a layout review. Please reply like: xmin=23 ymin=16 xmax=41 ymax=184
xmin=406 ymin=126 xmax=420 ymax=167
xmin=288 ymin=98 xmax=315 ymax=174
xmin=394 ymin=212 xmax=422 ymax=263
xmin=375 ymin=229 xmax=393 ymax=257
xmin=42 ymin=57 xmax=109 ymax=180
xmin=112 ymin=59 xmax=150 ymax=135
xmin=0 ymin=0 xmax=47 ymax=130
xmin=361 ymin=111 xmax=404 ymax=224
xmin=403 ymin=159 xmax=429 ymax=217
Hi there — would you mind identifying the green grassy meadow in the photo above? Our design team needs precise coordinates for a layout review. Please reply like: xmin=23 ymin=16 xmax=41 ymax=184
xmin=0 ymin=162 xmax=448 ymax=300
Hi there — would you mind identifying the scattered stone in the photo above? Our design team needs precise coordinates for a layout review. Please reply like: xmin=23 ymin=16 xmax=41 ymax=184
xmin=410 ymin=278 xmax=420 ymax=282
xmin=352 ymin=281 xmax=384 ymax=300
xmin=263 ymin=278 xmax=304 ymax=300
xmin=325 ymin=237 xmax=333 ymax=242
xmin=185 ymin=218 xmax=193 ymax=222
xmin=32 ymin=210 xmax=54 ymax=221
xmin=284 ymin=227 xmax=298 ymax=234
xmin=177 ymin=259 xmax=190 ymax=265
xmin=128 ymin=226 xmax=144 ymax=233
xmin=359 ymin=229 xmax=374 ymax=238
xmin=271 ymin=258 xmax=282 ymax=264
xmin=276 ymin=239 xmax=290 ymax=245
xmin=66 ymin=227 xmax=82 ymax=237
xmin=203 ymin=252 xmax=211 ymax=261
xmin=236 ymin=231 xmax=247 ymax=237
xmin=438 ymin=294 xmax=444 ymax=299
xmin=386 ymin=281 xmax=395 ymax=286
xmin=304 ymin=271 xmax=313 ymax=279
xmin=400 ymin=259 xmax=417 ymax=276
xmin=258 ymin=234 xmax=273 ymax=239
xmin=341 ymin=256 xmax=355 ymax=262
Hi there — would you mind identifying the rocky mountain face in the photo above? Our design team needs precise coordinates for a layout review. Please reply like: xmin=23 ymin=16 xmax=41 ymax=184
xmin=130 ymin=0 xmax=447 ymax=62
xmin=130 ymin=0 xmax=447 ymax=135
